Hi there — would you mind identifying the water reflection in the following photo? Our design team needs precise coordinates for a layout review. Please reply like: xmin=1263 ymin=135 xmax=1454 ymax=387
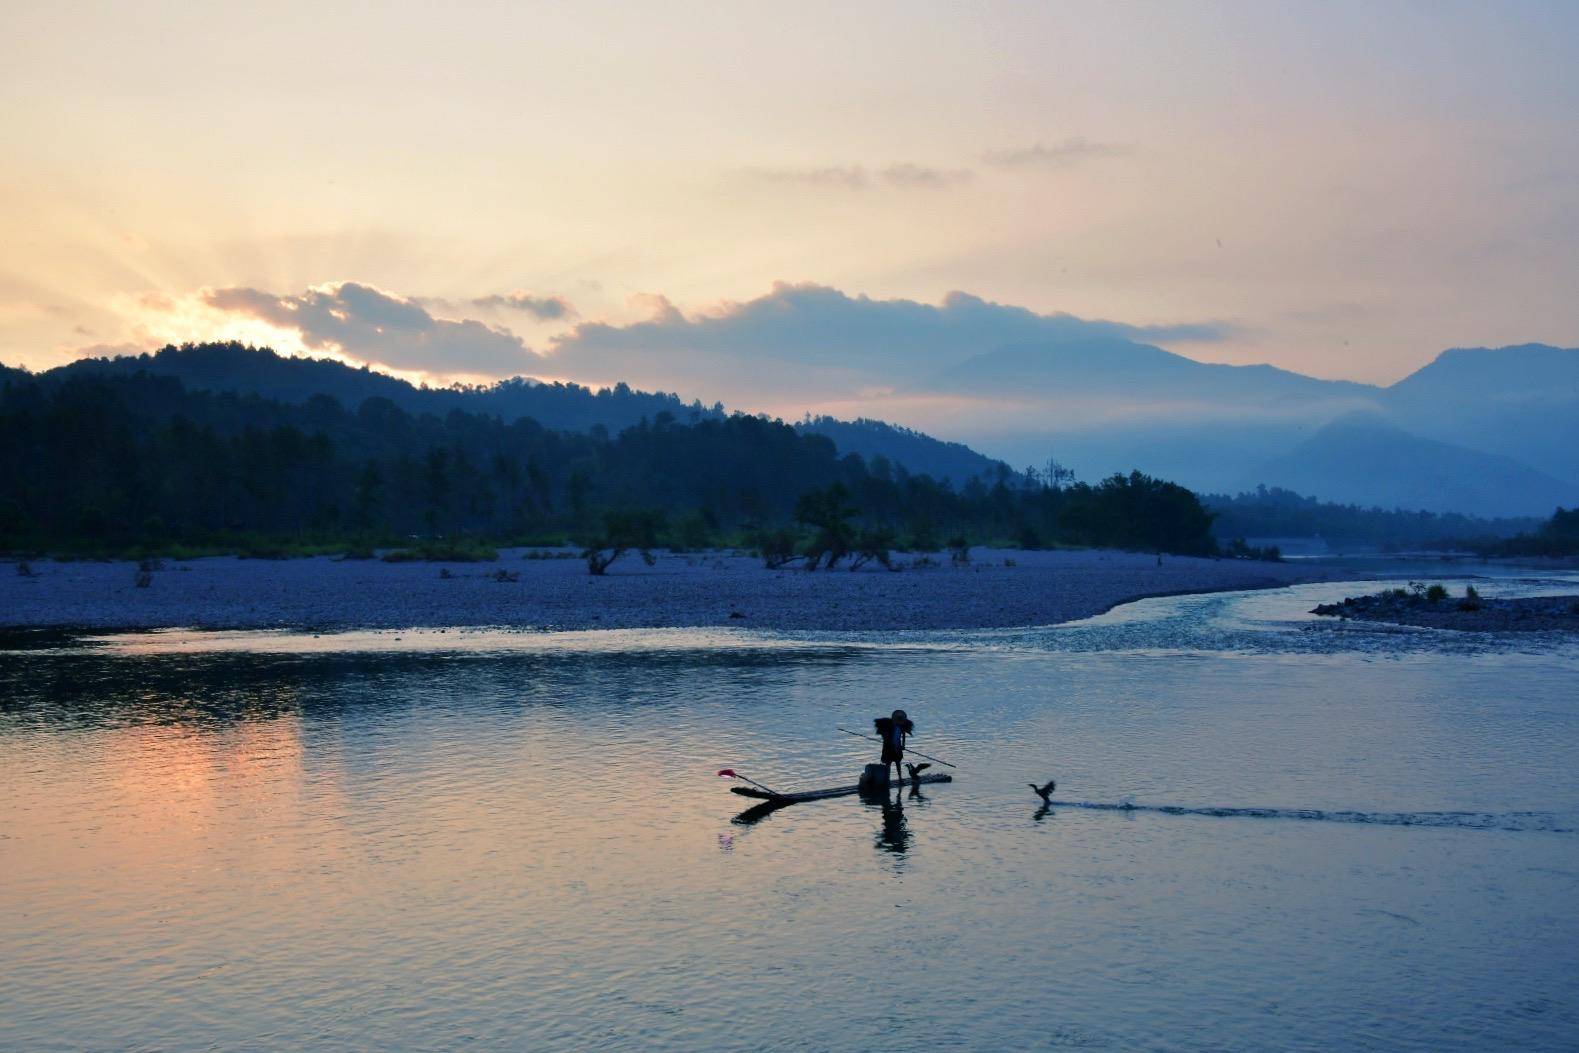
xmin=730 ymin=798 xmax=791 ymax=826
xmin=873 ymin=786 xmax=917 ymax=857
xmin=0 ymin=645 xmax=873 ymax=734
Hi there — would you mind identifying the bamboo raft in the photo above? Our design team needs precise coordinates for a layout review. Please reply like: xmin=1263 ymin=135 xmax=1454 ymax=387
xmin=729 ymin=771 xmax=953 ymax=804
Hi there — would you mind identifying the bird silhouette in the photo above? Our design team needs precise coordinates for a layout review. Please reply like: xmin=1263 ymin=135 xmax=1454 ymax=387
xmin=905 ymin=762 xmax=933 ymax=782
xmin=1029 ymin=779 xmax=1056 ymax=803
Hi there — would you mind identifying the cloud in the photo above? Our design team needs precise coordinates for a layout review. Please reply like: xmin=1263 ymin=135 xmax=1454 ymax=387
xmin=204 ymin=281 xmax=544 ymax=374
xmin=983 ymin=138 xmax=1129 ymax=168
xmin=551 ymin=281 xmax=1234 ymax=403
xmin=745 ymin=165 xmax=870 ymax=190
xmin=742 ymin=163 xmax=974 ymax=191
xmin=468 ymin=292 xmax=576 ymax=320
xmin=879 ymin=163 xmax=974 ymax=188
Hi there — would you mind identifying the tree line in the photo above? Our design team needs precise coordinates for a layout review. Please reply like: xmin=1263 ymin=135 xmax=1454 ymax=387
xmin=1475 ymin=507 xmax=1579 ymax=558
xmin=1205 ymin=485 xmax=1540 ymax=549
xmin=0 ymin=370 xmax=1218 ymax=558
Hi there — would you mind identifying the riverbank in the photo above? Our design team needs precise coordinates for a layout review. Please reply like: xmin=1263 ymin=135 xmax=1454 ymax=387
xmin=1 ymin=548 xmax=1349 ymax=633
xmin=1312 ymin=587 xmax=1579 ymax=633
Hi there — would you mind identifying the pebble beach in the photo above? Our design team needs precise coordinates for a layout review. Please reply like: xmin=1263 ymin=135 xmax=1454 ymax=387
xmin=2 ymin=547 xmax=1345 ymax=634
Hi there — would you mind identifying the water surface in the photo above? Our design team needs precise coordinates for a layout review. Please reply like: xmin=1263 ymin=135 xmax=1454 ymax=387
xmin=4 ymin=576 xmax=1578 ymax=1051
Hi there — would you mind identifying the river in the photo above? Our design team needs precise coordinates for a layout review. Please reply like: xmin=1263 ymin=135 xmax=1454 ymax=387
xmin=3 ymin=573 xmax=1577 ymax=1051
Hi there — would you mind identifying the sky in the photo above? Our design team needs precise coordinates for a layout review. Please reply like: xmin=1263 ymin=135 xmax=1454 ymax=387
xmin=2 ymin=0 xmax=1577 ymax=417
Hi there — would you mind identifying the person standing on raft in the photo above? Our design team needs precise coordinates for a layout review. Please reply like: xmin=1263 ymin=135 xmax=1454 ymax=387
xmin=874 ymin=709 xmax=915 ymax=786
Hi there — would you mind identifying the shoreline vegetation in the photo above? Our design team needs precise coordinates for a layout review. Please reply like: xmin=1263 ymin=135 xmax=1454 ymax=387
xmin=2 ymin=546 xmax=1337 ymax=635
xmin=1312 ymin=583 xmax=1579 ymax=632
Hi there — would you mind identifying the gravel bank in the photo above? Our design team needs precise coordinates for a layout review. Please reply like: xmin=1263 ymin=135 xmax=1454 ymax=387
xmin=1312 ymin=590 xmax=1579 ymax=632
xmin=3 ymin=548 xmax=1347 ymax=634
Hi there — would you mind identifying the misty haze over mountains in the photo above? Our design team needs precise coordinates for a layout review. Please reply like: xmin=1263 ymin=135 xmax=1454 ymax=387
xmin=925 ymin=340 xmax=1579 ymax=517
xmin=7 ymin=335 xmax=1576 ymax=517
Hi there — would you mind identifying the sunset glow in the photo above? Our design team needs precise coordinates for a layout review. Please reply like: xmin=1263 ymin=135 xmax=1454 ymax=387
xmin=3 ymin=1 xmax=1576 ymax=400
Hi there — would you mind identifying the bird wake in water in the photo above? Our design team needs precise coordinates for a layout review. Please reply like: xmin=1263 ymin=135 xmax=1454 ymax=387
xmin=1040 ymin=798 xmax=1573 ymax=834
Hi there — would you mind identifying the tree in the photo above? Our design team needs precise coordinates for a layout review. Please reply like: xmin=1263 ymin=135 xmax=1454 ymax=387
xmin=582 ymin=508 xmax=665 ymax=575
xmin=353 ymin=459 xmax=383 ymax=530
xmin=795 ymin=483 xmax=857 ymax=570
xmin=1045 ymin=459 xmax=1076 ymax=490
xmin=422 ymin=449 xmax=450 ymax=533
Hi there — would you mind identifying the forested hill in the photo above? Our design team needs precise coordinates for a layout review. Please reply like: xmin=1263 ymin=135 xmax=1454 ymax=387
xmin=0 ymin=368 xmax=1217 ymax=556
xmin=36 ymin=342 xmax=709 ymax=435
xmin=22 ymin=343 xmax=1010 ymax=486
xmin=794 ymin=416 xmax=1011 ymax=486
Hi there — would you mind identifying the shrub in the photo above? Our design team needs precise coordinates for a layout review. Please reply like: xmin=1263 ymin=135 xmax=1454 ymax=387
xmin=1223 ymin=538 xmax=1283 ymax=562
xmin=758 ymin=528 xmax=802 ymax=570
xmin=383 ymin=541 xmax=498 ymax=562
xmin=582 ymin=508 xmax=665 ymax=575
xmin=848 ymin=526 xmax=897 ymax=571
xmin=669 ymin=511 xmax=715 ymax=552
xmin=237 ymin=543 xmax=294 ymax=560
xmin=906 ymin=522 xmax=941 ymax=553
xmin=1425 ymin=583 xmax=1449 ymax=603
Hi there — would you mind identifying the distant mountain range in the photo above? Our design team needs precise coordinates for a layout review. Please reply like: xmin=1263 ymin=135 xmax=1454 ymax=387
xmin=1256 ymin=412 xmax=1575 ymax=517
xmin=8 ymin=337 xmax=1576 ymax=516
xmin=5 ymin=343 xmax=1011 ymax=488
xmin=926 ymin=335 xmax=1375 ymax=406
xmin=929 ymin=340 xmax=1579 ymax=516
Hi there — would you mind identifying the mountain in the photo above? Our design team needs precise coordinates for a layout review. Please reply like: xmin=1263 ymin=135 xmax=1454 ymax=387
xmin=1252 ymin=412 xmax=1577 ymax=517
xmin=15 ymin=343 xmax=1005 ymax=486
xmin=1381 ymin=344 xmax=1579 ymax=483
xmin=21 ymin=338 xmax=1578 ymax=516
xmin=925 ymin=336 xmax=1375 ymax=406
